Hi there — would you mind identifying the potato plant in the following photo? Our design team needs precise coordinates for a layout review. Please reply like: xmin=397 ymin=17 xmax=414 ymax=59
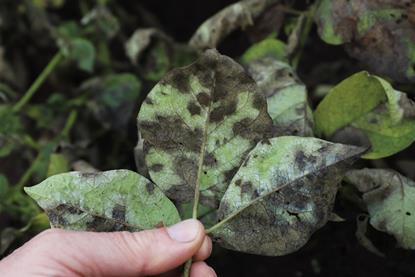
xmin=1 ymin=0 xmax=415 ymax=276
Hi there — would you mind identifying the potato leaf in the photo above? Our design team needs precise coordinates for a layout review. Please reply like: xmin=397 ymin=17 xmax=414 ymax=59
xmin=314 ymin=71 xmax=415 ymax=159
xmin=81 ymin=73 xmax=141 ymax=130
xmin=47 ymin=153 xmax=70 ymax=177
xmin=24 ymin=170 xmax=180 ymax=231
xmin=241 ymin=38 xmax=288 ymax=64
xmin=138 ymin=49 xmax=272 ymax=208
xmin=125 ymin=28 xmax=197 ymax=81
xmin=189 ymin=0 xmax=276 ymax=50
xmin=245 ymin=56 xmax=314 ymax=136
xmin=345 ymin=169 xmax=415 ymax=249
xmin=66 ymin=38 xmax=96 ymax=73
xmin=210 ymin=136 xmax=365 ymax=256
xmin=315 ymin=0 xmax=415 ymax=83
xmin=81 ymin=6 xmax=120 ymax=40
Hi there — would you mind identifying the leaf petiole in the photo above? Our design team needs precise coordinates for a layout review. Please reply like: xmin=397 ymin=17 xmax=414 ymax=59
xmin=13 ymin=51 xmax=64 ymax=112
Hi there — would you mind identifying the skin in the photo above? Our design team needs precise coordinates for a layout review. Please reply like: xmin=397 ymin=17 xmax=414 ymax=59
xmin=0 ymin=219 xmax=215 ymax=277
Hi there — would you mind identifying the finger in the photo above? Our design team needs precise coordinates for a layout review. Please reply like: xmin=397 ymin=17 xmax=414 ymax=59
xmin=0 ymin=219 xmax=207 ymax=277
xmin=190 ymin=261 xmax=216 ymax=277
xmin=193 ymin=236 xmax=212 ymax=261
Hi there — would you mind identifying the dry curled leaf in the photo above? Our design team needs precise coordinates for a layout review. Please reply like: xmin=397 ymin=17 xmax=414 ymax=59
xmin=125 ymin=28 xmax=197 ymax=81
xmin=315 ymin=0 xmax=415 ymax=83
xmin=345 ymin=168 xmax=415 ymax=249
xmin=189 ymin=0 xmax=277 ymax=50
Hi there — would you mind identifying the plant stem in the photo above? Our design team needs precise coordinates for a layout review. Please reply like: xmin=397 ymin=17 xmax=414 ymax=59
xmin=61 ymin=110 xmax=78 ymax=138
xmin=183 ymin=100 xmax=212 ymax=277
xmin=182 ymin=260 xmax=192 ymax=277
xmin=15 ymin=110 xmax=77 ymax=190
xmin=278 ymin=6 xmax=305 ymax=16
xmin=13 ymin=51 xmax=64 ymax=112
xmin=291 ymin=0 xmax=320 ymax=69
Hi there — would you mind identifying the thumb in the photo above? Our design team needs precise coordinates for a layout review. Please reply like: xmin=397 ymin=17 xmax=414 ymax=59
xmin=0 ymin=219 xmax=208 ymax=276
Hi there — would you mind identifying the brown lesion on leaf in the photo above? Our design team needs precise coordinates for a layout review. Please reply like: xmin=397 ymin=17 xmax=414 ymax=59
xmin=317 ymin=0 xmax=415 ymax=82
xmin=241 ymin=181 xmax=253 ymax=194
xmin=149 ymin=163 xmax=164 ymax=172
xmin=81 ymin=172 xmax=100 ymax=178
xmin=163 ymin=69 xmax=191 ymax=93
xmin=232 ymin=118 xmax=255 ymax=138
xmin=209 ymin=100 xmax=237 ymax=122
xmin=146 ymin=182 xmax=155 ymax=194
xmin=140 ymin=116 xmax=203 ymax=153
xmin=252 ymin=92 xmax=266 ymax=110
xmin=294 ymin=150 xmax=317 ymax=171
xmin=203 ymin=152 xmax=217 ymax=166
xmin=165 ymin=183 xmax=195 ymax=204
xmin=211 ymin=86 xmax=228 ymax=103
xmin=224 ymin=166 xmax=239 ymax=182
xmin=112 ymin=204 xmax=126 ymax=222
xmin=46 ymin=204 xmax=82 ymax=228
xmin=86 ymin=216 xmax=131 ymax=232
xmin=145 ymin=98 xmax=153 ymax=105
xmin=196 ymin=92 xmax=211 ymax=107
xmin=187 ymin=101 xmax=201 ymax=115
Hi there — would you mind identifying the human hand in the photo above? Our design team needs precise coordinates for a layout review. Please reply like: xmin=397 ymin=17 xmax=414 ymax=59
xmin=0 ymin=219 xmax=215 ymax=276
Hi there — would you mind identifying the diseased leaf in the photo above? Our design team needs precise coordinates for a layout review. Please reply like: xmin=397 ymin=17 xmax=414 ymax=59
xmin=138 ymin=49 xmax=272 ymax=207
xmin=241 ymin=38 xmax=288 ymax=64
xmin=315 ymin=0 xmax=415 ymax=83
xmin=211 ymin=136 xmax=364 ymax=256
xmin=125 ymin=28 xmax=197 ymax=81
xmin=63 ymin=38 xmax=96 ymax=72
xmin=134 ymin=132 xmax=149 ymax=178
xmin=245 ymin=57 xmax=314 ymax=136
xmin=81 ymin=6 xmax=120 ymax=40
xmin=125 ymin=28 xmax=168 ymax=65
xmin=81 ymin=73 xmax=141 ymax=130
xmin=47 ymin=153 xmax=70 ymax=177
xmin=314 ymin=71 xmax=415 ymax=159
xmin=245 ymin=3 xmax=285 ymax=43
xmin=71 ymin=160 xmax=99 ymax=173
xmin=345 ymin=169 xmax=415 ymax=249
xmin=25 ymin=170 xmax=180 ymax=231
xmin=189 ymin=0 xmax=276 ymax=50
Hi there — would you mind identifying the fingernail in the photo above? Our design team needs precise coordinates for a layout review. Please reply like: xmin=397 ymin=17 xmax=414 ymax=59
xmin=167 ymin=219 xmax=200 ymax=242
